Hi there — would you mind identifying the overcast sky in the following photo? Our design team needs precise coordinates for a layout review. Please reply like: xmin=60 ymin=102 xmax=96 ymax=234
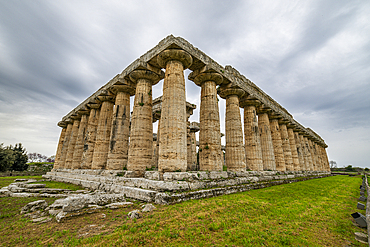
xmin=0 ymin=0 xmax=369 ymax=168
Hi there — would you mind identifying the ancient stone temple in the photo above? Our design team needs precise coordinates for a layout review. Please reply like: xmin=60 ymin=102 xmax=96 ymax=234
xmin=47 ymin=35 xmax=331 ymax=204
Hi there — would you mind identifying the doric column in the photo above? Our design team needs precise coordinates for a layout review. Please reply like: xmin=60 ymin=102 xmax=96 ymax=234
xmin=71 ymin=109 xmax=90 ymax=169
xmin=106 ymin=84 xmax=135 ymax=170
xmin=189 ymin=122 xmax=200 ymax=171
xmin=191 ymin=71 xmax=223 ymax=171
xmin=269 ymin=116 xmax=285 ymax=171
xmin=299 ymin=134 xmax=309 ymax=171
xmin=91 ymin=94 xmax=115 ymax=170
xmin=279 ymin=122 xmax=293 ymax=171
xmin=322 ymin=146 xmax=330 ymax=171
xmin=58 ymin=120 xmax=73 ymax=169
xmin=80 ymin=103 xmax=100 ymax=169
xmin=157 ymin=49 xmax=192 ymax=172
xmin=302 ymin=135 xmax=313 ymax=171
xmin=127 ymin=68 xmax=163 ymax=176
xmin=294 ymin=132 xmax=305 ymax=170
xmin=313 ymin=142 xmax=321 ymax=171
xmin=53 ymin=121 xmax=67 ymax=169
xmin=240 ymin=98 xmax=263 ymax=171
xmin=64 ymin=116 xmax=80 ymax=169
xmin=287 ymin=127 xmax=300 ymax=171
xmin=308 ymin=139 xmax=316 ymax=171
xmin=258 ymin=108 xmax=276 ymax=170
xmin=219 ymin=87 xmax=246 ymax=171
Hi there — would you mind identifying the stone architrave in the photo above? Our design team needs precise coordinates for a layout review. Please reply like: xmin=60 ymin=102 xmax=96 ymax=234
xmin=294 ymin=132 xmax=305 ymax=170
xmin=80 ymin=104 xmax=100 ymax=169
xmin=191 ymin=71 xmax=223 ymax=171
xmin=71 ymin=110 xmax=89 ymax=169
xmin=270 ymin=118 xmax=285 ymax=171
xmin=91 ymin=95 xmax=115 ymax=170
xmin=64 ymin=117 xmax=80 ymax=169
xmin=106 ymin=85 xmax=135 ymax=170
xmin=58 ymin=121 xmax=73 ymax=169
xmin=127 ymin=69 xmax=163 ymax=176
xmin=287 ymin=127 xmax=300 ymax=171
xmin=279 ymin=123 xmax=293 ymax=171
xmin=157 ymin=49 xmax=192 ymax=173
xmin=53 ymin=122 xmax=67 ymax=169
xmin=258 ymin=111 xmax=276 ymax=170
xmin=218 ymin=87 xmax=246 ymax=171
xmin=240 ymin=98 xmax=263 ymax=171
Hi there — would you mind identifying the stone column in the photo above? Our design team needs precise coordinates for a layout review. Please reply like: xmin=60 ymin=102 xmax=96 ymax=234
xmin=299 ymin=134 xmax=309 ymax=171
xmin=279 ymin=122 xmax=294 ymax=171
xmin=308 ymin=139 xmax=316 ymax=171
xmin=287 ymin=127 xmax=300 ymax=171
xmin=322 ymin=146 xmax=330 ymax=171
xmin=58 ymin=120 xmax=73 ymax=169
xmin=64 ymin=116 xmax=80 ymax=169
xmin=313 ymin=142 xmax=321 ymax=171
xmin=189 ymin=123 xmax=199 ymax=171
xmin=127 ymin=69 xmax=163 ymax=176
xmin=53 ymin=122 xmax=67 ymax=169
xmin=302 ymin=135 xmax=313 ymax=171
xmin=219 ymin=87 xmax=246 ymax=171
xmin=270 ymin=117 xmax=285 ymax=171
xmin=155 ymin=119 xmax=160 ymax=169
xmin=240 ymin=98 xmax=263 ymax=171
xmin=294 ymin=132 xmax=305 ymax=171
xmin=192 ymin=72 xmax=223 ymax=171
xmin=106 ymin=85 xmax=135 ymax=170
xmin=71 ymin=109 xmax=90 ymax=169
xmin=157 ymin=49 xmax=192 ymax=172
xmin=91 ymin=95 xmax=115 ymax=170
xmin=258 ymin=110 xmax=276 ymax=170
xmin=80 ymin=104 xmax=100 ymax=169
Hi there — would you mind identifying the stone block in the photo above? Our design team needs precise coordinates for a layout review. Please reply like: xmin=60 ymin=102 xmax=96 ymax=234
xmin=144 ymin=171 xmax=160 ymax=180
xmin=209 ymin=171 xmax=228 ymax=180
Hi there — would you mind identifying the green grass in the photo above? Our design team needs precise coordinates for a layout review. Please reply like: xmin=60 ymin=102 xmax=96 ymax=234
xmin=0 ymin=175 xmax=367 ymax=246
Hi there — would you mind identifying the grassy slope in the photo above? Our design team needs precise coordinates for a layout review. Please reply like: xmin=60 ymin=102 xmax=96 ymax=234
xmin=0 ymin=175 xmax=367 ymax=246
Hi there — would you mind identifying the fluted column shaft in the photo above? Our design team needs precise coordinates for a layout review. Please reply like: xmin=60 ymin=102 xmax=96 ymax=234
xmin=58 ymin=123 xmax=73 ymax=169
xmin=54 ymin=126 xmax=67 ymax=169
xmin=322 ymin=146 xmax=330 ymax=171
xmin=287 ymin=128 xmax=300 ymax=171
xmin=127 ymin=77 xmax=154 ymax=175
xmin=270 ymin=119 xmax=285 ymax=171
xmin=80 ymin=107 xmax=100 ymax=169
xmin=91 ymin=99 xmax=114 ymax=169
xmin=243 ymin=105 xmax=263 ymax=171
xmin=224 ymin=94 xmax=246 ymax=171
xmin=72 ymin=114 xmax=89 ymax=169
xmin=280 ymin=124 xmax=293 ymax=171
xmin=107 ymin=87 xmax=133 ymax=170
xmin=294 ymin=132 xmax=305 ymax=170
xmin=157 ymin=49 xmax=192 ymax=172
xmin=258 ymin=113 xmax=276 ymax=170
xmin=301 ymin=136 xmax=312 ymax=171
xmin=189 ymin=130 xmax=197 ymax=170
xmin=65 ymin=119 xmax=80 ymax=169
xmin=299 ymin=135 xmax=308 ymax=170
xmin=308 ymin=139 xmax=316 ymax=171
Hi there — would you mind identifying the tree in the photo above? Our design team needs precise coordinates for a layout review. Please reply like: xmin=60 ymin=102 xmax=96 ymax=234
xmin=47 ymin=155 xmax=55 ymax=163
xmin=27 ymin=152 xmax=47 ymax=163
xmin=345 ymin=165 xmax=354 ymax=172
xmin=329 ymin=160 xmax=337 ymax=169
xmin=0 ymin=143 xmax=15 ymax=172
xmin=11 ymin=143 xmax=28 ymax=171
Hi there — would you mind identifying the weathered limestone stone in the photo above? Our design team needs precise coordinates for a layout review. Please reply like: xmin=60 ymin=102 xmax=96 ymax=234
xmin=54 ymin=123 xmax=67 ymax=169
xmin=185 ymin=103 xmax=196 ymax=171
xmin=128 ymin=210 xmax=141 ymax=219
xmin=72 ymin=110 xmax=89 ymax=169
xmin=58 ymin=121 xmax=73 ymax=169
xmin=191 ymin=71 xmax=223 ymax=171
xmin=81 ymin=105 xmax=100 ymax=169
xmin=127 ymin=69 xmax=163 ymax=176
xmin=219 ymin=87 xmax=246 ymax=171
xmin=308 ymin=139 xmax=316 ymax=171
xmin=279 ymin=123 xmax=293 ymax=171
xmin=91 ymin=94 xmax=115 ymax=169
xmin=141 ymin=203 xmax=156 ymax=212
xmin=270 ymin=118 xmax=285 ymax=171
xmin=189 ymin=122 xmax=199 ymax=171
xmin=321 ymin=146 xmax=330 ymax=171
xmin=157 ymin=49 xmax=192 ymax=172
xmin=303 ymin=136 xmax=313 ymax=171
xmin=294 ymin=132 xmax=305 ymax=171
xmin=240 ymin=99 xmax=263 ymax=171
xmin=258 ymin=111 xmax=276 ymax=170
xmin=106 ymin=85 xmax=135 ymax=170
xmin=65 ymin=117 xmax=80 ymax=169
xmin=287 ymin=127 xmax=300 ymax=171
xmin=152 ymin=134 xmax=158 ymax=168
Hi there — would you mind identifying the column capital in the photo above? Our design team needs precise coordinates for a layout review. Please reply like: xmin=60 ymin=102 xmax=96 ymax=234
xmin=257 ymin=105 xmax=272 ymax=114
xmin=57 ymin=121 xmax=67 ymax=128
xmin=218 ymin=87 xmax=245 ymax=99
xmin=157 ymin=49 xmax=193 ymax=69
xmin=109 ymin=84 xmax=135 ymax=96
xmin=70 ymin=114 xmax=81 ymax=120
xmin=129 ymin=69 xmax=164 ymax=85
xmin=189 ymin=71 xmax=223 ymax=87
xmin=239 ymin=96 xmax=261 ymax=108
xmin=189 ymin=122 xmax=200 ymax=132
xmin=77 ymin=107 xmax=90 ymax=116
xmin=268 ymin=112 xmax=283 ymax=120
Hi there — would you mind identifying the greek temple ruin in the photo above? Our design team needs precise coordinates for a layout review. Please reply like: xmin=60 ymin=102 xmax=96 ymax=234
xmin=46 ymin=35 xmax=331 ymax=204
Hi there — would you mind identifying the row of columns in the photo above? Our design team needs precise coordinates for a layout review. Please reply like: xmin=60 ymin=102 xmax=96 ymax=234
xmin=54 ymin=48 xmax=330 ymax=176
